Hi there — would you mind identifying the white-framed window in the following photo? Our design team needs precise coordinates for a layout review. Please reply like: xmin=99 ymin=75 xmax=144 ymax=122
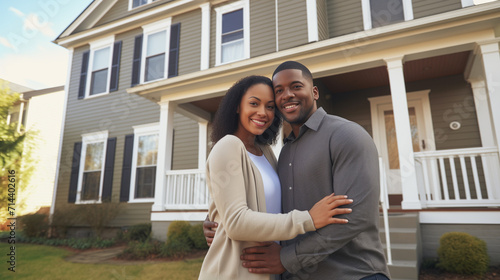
xmin=129 ymin=0 xmax=154 ymax=10
xmin=77 ymin=131 xmax=108 ymax=203
xmin=141 ymin=18 xmax=172 ymax=83
xmin=86 ymin=36 xmax=114 ymax=98
xmin=362 ymin=0 xmax=413 ymax=30
xmin=215 ymin=0 xmax=250 ymax=65
xmin=129 ymin=124 xmax=159 ymax=202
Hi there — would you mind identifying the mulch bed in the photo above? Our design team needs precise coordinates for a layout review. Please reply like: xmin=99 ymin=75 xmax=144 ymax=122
xmin=419 ymin=266 xmax=500 ymax=280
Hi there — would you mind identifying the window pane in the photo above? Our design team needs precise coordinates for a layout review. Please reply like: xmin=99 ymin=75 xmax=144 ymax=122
xmin=222 ymin=9 xmax=243 ymax=34
xmin=137 ymin=134 xmax=158 ymax=166
xmin=93 ymin=47 xmax=110 ymax=71
xmin=133 ymin=0 xmax=148 ymax=8
xmin=84 ymin=142 xmax=104 ymax=171
xmin=222 ymin=40 xmax=244 ymax=63
xmin=135 ymin=166 xmax=156 ymax=198
xmin=384 ymin=107 xmax=419 ymax=170
xmin=91 ymin=69 xmax=108 ymax=95
xmin=82 ymin=171 xmax=101 ymax=200
xmin=9 ymin=112 xmax=19 ymax=124
xmin=147 ymin=31 xmax=166 ymax=57
xmin=222 ymin=30 xmax=243 ymax=44
xmin=370 ymin=0 xmax=404 ymax=28
xmin=145 ymin=53 xmax=165 ymax=81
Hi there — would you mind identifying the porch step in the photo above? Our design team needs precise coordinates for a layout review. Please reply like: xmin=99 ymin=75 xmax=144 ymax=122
xmin=387 ymin=260 xmax=419 ymax=280
xmin=379 ymin=212 xmax=420 ymax=280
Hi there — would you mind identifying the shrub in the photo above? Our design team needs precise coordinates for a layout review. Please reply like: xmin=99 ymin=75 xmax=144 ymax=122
xmin=188 ymin=223 xmax=209 ymax=250
xmin=127 ymin=223 xmax=151 ymax=242
xmin=51 ymin=205 xmax=80 ymax=238
xmin=164 ymin=221 xmax=193 ymax=258
xmin=20 ymin=213 xmax=48 ymax=238
xmin=79 ymin=202 xmax=122 ymax=238
xmin=119 ymin=240 xmax=163 ymax=260
xmin=437 ymin=232 xmax=489 ymax=275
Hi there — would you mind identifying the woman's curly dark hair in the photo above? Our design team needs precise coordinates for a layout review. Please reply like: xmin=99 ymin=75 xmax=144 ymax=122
xmin=211 ymin=75 xmax=282 ymax=145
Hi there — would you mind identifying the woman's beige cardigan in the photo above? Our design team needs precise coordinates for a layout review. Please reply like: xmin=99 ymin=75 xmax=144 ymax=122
xmin=198 ymin=135 xmax=316 ymax=280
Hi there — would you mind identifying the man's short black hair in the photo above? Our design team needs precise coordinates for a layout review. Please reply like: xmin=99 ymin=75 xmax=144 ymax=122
xmin=272 ymin=61 xmax=313 ymax=82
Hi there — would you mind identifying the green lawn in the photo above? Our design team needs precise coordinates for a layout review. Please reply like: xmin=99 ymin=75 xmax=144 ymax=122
xmin=0 ymin=243 xmax=203 ymax=280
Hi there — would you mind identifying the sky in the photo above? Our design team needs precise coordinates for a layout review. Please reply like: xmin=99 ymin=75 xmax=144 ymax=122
xmin=0 ymin=0 xmax=93 ymax=90
xmin=0 ymin=0 xmax=497 ymax=90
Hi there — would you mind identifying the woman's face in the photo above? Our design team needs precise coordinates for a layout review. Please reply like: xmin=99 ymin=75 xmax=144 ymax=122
xmin=237 ymin=83 xmax=275 ymax=137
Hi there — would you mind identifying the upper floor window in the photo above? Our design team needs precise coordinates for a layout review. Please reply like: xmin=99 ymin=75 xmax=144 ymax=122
xmin=362 ymin=0 xmax=413 ymax=30
xmin=130 ymin=0 xmax=155 ymax=10
xmin=77 ymin=131 xmax=108 ymax=203
xmin=78 ymin=36 xmax=122 ymax=99
xmin=131 ymin=18 xmax=180 ymax=86
xmin=215 ymin=0 xmax=250 ymax=65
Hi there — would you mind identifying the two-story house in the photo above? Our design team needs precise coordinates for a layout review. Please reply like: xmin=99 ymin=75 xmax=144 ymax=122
xmin=53 ymin=0 xmax=500 ymax=277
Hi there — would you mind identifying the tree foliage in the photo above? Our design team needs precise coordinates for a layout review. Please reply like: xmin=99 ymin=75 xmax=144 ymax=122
xmin=0 ymin=83 xmax=35 ymax=222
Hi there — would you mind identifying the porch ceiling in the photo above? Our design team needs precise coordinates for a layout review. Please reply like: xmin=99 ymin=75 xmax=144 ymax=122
xmin=318 ymin=51 xmax=471 ymax=94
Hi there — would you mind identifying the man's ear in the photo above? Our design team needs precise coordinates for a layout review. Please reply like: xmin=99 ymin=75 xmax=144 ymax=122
xmin=312 ymin=86 xmax=319 ymax=100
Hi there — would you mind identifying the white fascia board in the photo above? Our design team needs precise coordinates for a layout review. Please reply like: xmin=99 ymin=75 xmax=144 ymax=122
xmin=420 ymin=211 xmax=500 ymax=224
xmin=56 ymin=0 xmax=194 ymax=48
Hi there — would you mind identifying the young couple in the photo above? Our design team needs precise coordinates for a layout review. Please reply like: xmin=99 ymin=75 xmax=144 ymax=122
xmin=198 ymin=61 xmax=390 ymax=280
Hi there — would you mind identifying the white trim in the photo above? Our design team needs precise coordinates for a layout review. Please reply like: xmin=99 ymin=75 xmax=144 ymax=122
xmin=469 ymin=80 xmax=496 ymax=147
xmin=140 ymin=18 xmax=172 ymax=84
xmin=462 ymin=0 xmax=475 ymax=8
xmin=129 ymin=123 xmax=160 ymax=203
xmin=76 ymin=131 xmax=109 ymax=204
xmin=59 ymin=0 xmax=103 ymax=38
xmin=420 ymin=211 xmax=500 ymax=224
xmin=200 ymin=3 xmax=211 ymax=71
xmin=85 ymin=35 xmax=115 ymax=98
xmin=306 ymin=0 xmax=318 ymax=42
xmin=151 ymin=211 xmax=208 ymax=221
xmin=362 ymin=0 xmax=414 ymax=30
xmin=198 ymin=121 xmax=208 ymax=170
xmin=215 ymin=0 xmax=250 ymax=66
xmin=50 ymin=48 xmax=74 ymax=222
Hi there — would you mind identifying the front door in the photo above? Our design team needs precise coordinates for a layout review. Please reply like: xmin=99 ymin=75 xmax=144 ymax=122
xmin=369 ymin=90 xmax=435 ymax=196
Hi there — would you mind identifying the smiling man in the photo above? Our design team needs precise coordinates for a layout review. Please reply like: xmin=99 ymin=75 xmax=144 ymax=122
xmin=239 ymin=61 xmax=391 ymax=280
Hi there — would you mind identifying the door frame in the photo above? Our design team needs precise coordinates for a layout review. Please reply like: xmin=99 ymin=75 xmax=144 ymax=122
xmin=368 ymin=90 xmax=436 ymax=194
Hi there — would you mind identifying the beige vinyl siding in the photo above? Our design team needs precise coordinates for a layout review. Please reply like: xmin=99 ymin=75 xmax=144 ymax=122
xmin=317 ymin=0 xmax=329 ymax=41
xmin=95 ymin=0 xmax=174 ymax=27
xmin=326 ymin=0 xmax=363 ymax=38
xmin=421 ymin=224 xmax=500 ymax=265
xmin=173 ymin=10 xmax=201 ymax=76
xmin=412 ymin=0 xmax=463 ymax=19
xmin=278 ymin=0 xmax=308 ymax=51
xmin=172 ymin=113 xmax=199 ymax=170
xmin=250 ymin=0 xmax=276 ymax=57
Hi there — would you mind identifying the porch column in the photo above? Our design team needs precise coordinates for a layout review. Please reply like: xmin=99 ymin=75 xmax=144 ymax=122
xmin=198 ymin=121 xmax=208 ymax=169
xmin=478 ymin=41 xmax=500 ymax=152
xmin=384 ymin=57 xmax=421 ymax=209
xmin=152 ymin=100 xmax=176 ymax=212
xmin=469 ymin=80 xmax=496 ymax=147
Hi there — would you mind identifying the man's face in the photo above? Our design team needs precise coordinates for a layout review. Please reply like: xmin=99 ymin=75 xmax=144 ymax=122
xmin=273 ymin=69 xmax=319 ymax=126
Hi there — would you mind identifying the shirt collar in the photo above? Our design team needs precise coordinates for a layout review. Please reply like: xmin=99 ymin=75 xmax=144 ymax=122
xmin=284 ymin=107 xmax=326 ymax=143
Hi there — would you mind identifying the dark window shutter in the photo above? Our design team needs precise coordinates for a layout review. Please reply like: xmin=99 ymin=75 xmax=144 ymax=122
xmin=131 ymin=35 xmax=143 ymax=86
xmin=109 ymin=41 xmax=122 ymax=92
xmin=78 ymin=51 xmax=90 ymax=99
xmin=168 ymin=23 xmax=181 ymax=78
xmin=102 ymin=137 xmax=116 ymax=202
xmin=68 ymin=142 xmax=82 ymax=203
xmin=120 ymin=134 xmax=134 ymax=202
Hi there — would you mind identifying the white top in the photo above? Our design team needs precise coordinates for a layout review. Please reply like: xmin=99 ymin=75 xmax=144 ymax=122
xmin=247 ymin=152 xmax=282 ymax=214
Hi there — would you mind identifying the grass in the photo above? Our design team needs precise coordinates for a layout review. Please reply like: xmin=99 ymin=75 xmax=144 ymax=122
xmin=0 ymin=243 xmax=203 ymax=280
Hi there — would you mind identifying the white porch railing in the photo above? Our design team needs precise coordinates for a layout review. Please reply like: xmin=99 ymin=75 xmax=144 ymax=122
xmin=164 ymin=169 xmax=208 ymax=209
xmin=414 ymin=147 xmax=500 ymax=208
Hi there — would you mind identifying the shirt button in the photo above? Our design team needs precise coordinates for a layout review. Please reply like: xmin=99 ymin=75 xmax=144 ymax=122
xmin=289 ymin=187 xmax=292 ymax=190
xmin=289 ymin=163 xmax=292 ymax=166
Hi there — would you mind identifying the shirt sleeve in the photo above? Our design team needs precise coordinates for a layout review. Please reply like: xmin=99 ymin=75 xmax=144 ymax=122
xmin=208 ymin=136 xmax=316 ymax=242
xmin=280 ymin=123 xmax=381 ymax=273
